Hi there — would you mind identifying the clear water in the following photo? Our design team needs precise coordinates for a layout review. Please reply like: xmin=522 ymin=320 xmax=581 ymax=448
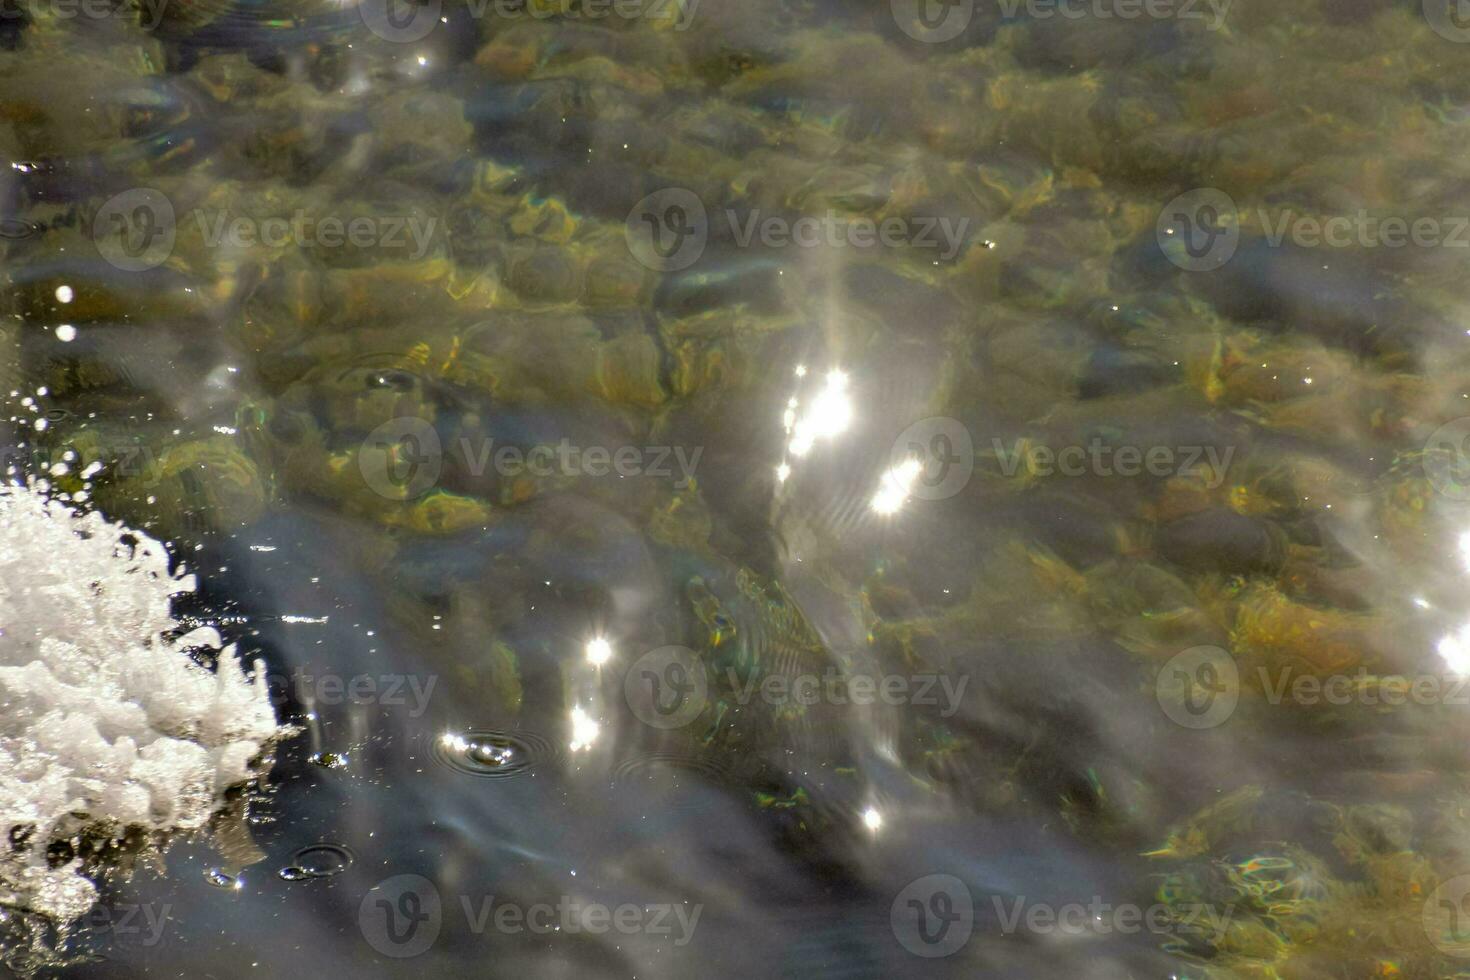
xmin=6 ymin=1 xmax=1470 ymax=977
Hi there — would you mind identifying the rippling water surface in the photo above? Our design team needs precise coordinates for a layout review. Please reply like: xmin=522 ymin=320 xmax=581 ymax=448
xmin=8 ymin=0 xmax=1470 ymax=976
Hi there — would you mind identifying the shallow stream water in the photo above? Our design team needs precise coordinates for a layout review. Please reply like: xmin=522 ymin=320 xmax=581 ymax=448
xmin=7 ymin=1 xmax=1470 ymax=977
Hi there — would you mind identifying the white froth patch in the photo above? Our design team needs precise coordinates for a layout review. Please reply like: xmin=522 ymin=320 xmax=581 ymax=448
xmin=0 ymin=482 xmax=284 ymax=920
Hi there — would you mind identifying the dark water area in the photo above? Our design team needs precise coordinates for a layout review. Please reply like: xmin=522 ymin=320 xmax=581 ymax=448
xmin=6 ymin=0 xmax=1470 ymax=977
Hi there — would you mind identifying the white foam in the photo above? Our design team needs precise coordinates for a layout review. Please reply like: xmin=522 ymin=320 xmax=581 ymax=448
xmin=0 ymin=482 xmax=285 ymax=920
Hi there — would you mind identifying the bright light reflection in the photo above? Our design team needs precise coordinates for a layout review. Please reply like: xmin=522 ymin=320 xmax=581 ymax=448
xmin=871 ymin=457 xmax=923 ymax=515
xmin=1438 ymin=624 xmax=1470 ymax=676
xmin=775 ymin=462 xmax=791 ymax=483
xmin=441 ymin=732 xmax=469 ymax=752
xmin=569 ymin=705 xmax=600 ymax=751
xmin=585 ymin=636 xmax=612 ymax=666
xmin=862 ymin=807 xmax=883 ymax=831
xmin=788 ymin=369 xmax=852 ymax=457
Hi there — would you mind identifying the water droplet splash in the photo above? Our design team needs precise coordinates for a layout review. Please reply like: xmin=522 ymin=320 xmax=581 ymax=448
xmin=610 ymin=754 xmax=735 ymax=813
xmin=430 ymin=729 xmax=556 ymax=778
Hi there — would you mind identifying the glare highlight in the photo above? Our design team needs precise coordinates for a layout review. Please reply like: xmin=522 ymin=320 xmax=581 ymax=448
xmin=871 ymin=457 xmax=924 ymax=515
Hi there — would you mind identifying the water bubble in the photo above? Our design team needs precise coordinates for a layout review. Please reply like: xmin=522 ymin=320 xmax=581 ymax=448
xmin=429 ymin=729 xmax=556 ymax=779
xmin=203 ymin=868 xmax=239 ymax=889
xmin=278 ymin=843 xmax=354 ymax=882
xmin=0 ymin=217 xmax=36 ymax=240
